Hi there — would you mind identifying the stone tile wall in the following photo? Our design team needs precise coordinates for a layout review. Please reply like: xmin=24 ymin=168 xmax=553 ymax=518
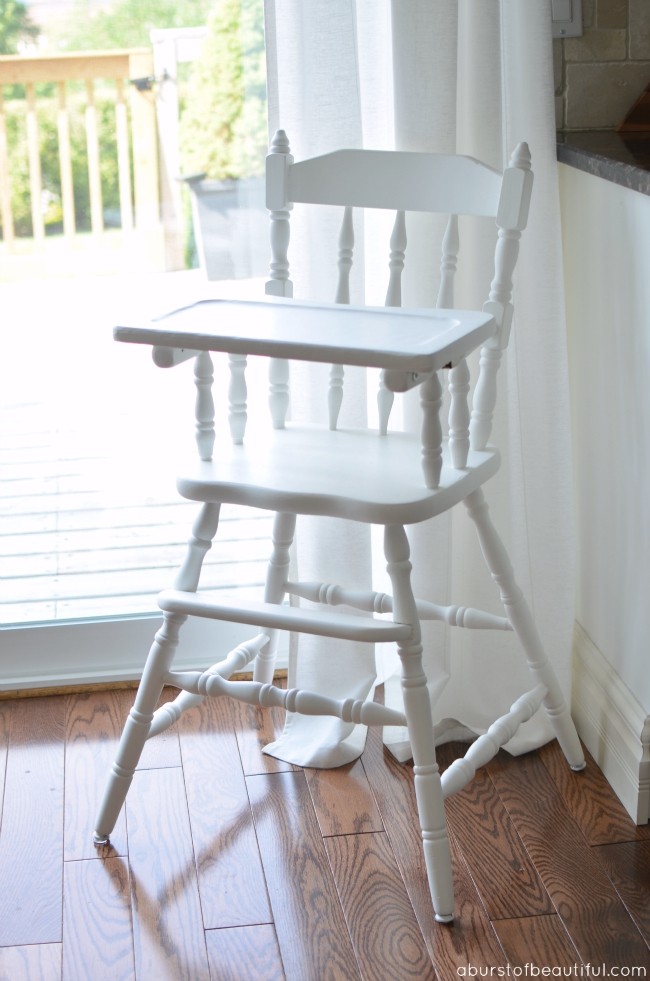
xmin=555 ymin=0 xmax=650 ymax=129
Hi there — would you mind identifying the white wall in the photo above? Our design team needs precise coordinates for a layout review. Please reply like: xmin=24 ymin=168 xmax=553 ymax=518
xmin=559 ymin=163 xmax=650 ymax=821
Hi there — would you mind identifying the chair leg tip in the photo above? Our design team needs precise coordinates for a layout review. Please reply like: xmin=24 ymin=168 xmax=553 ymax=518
xmin=93 ymin=832 xmax=110 ymax=846
xmin=570 ymin=761 xmax=586 ymax=772
xmin=435 ymin=912 xmax=454 ymax=924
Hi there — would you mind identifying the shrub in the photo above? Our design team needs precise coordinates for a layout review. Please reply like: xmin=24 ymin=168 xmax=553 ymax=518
xmin=179 ymin=0 xmax=266 ymax=181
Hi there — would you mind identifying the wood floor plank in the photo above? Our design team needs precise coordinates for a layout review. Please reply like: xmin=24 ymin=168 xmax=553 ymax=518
xmin=492 ymin=914 xmax=580 ymax=968
xmin=62 ymin=856 xmax=134 ymax=980
xmin=488 ymin=750 xmax=649 ymax=968
xmin=305 ymin=759 xmax=384 ymax=837
xmin=538 ymin=740 xmax=650 ymax=845
xmin=0 ymin=943 xmax=61 ymax=981
xmin=360 ymin=724 xmax=507 ymax=973
xmin=0 ymin=701 xmax=8 ymax=817
xmin=126 ymin=766 xmax=211 ymax=980
xmin=436 ymin=742 xmax=553 ymax=920
xmin=178 ymin=696 xmax=273 ymax=929
xmin=595 ymin=840 xmax=650 ymax=946
xmin=246 ymin=770 xmax=361 ymax=980
xmin=0 ymin=698 xmax=64 ymax=947
xmin=233 ymin=698 xmax=296 ymax=775
xmin=325 ymin=831 xmax=436 ymax=980
xmin=64 ymin=691 xmax=129 ymax=860
xmin=205 ymin=925 xmax=284 ymax=981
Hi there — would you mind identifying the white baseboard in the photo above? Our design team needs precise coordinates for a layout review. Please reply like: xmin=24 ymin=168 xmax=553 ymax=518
xmin=572 ymin=622 xmax=650 ymax=825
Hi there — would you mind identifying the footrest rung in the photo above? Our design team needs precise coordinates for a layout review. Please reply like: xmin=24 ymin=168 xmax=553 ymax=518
xmin=163 ymin=666 xmax=408 ymax=729
xmin=441 ymin=684 xmax=547 ymax=799
xmin=158 ymin=589 xmax=412 ymax=643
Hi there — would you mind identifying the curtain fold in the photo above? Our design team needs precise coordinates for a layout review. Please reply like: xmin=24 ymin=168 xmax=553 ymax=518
xmin=262 ymin=0 xmax=574 ymax=767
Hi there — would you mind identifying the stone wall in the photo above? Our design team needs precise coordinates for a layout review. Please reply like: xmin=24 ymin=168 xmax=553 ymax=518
xmin=554 ymin=0 xmax=650 ymax=130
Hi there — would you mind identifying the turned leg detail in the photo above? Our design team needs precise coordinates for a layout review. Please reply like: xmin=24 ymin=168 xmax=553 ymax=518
xmin=254 ymin=511 xmax=296 ymax=684
xmin=93 ymin=611 xmax=187 ymax=844
xmin=464 ymin=489 xmax=585 ymax=770
xmin=384 ymin=523 xmax=455 ymax=923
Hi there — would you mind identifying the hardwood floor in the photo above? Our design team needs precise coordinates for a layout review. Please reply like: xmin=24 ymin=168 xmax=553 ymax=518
xmin=0 ymin=687 xmax=648 ymax=980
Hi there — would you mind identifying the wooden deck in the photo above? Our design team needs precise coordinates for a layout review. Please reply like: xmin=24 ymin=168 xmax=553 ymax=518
xmin=0 ymin=271 xmax=269 ymax=626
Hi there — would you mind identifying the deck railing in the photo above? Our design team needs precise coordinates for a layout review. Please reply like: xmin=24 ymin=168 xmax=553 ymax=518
xmin=0 ymin=49 xmax=162 ymax=263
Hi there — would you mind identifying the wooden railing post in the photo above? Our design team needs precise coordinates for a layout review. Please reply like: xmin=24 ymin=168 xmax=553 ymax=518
xmin=0 ymin=89 xmax=14 ymax=249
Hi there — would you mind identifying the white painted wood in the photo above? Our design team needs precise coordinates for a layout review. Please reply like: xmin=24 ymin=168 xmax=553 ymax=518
xmin=227 ymin=353 xmax=247 ymax=444
xmin=266 ymin=131 xmax=293 ymax=430
xmin=94 ymin=610 xmax=186 ymax=843
xmin=385 ymin=210 xmax=406 ymax=307
xmin=173 ymin=502 xmax=220 ymax=593
xmin=193 ymin=351 xmax=215 ymax=461
xmin=175 ymin=427 xmax=500 ymax=525
xmin=437 ymin=214 xmax=459 ymax=308
xmin=149 ymin=632 xmax=268 ymax=738
xmin=328 ymin=205 xmax=355 ymax=429
xmin=384 ymin=522 xmax=454 ymax=922
xmin=254 ymin=511 xmax=296 ymax=684
xmin=560 ymin=164 xmax=650 ymax=716
xmin=95 ymin=138 xmax=588 ymax=928
xmin=166 ymin=669 xmax=407 ymax=728
xmin=470 ymin=143 xmax=532 ymax=450
xmin=448 ymin=356 xmax=471 ymax=468
xmin=328 ymin=364 xmax=344 ymax=431
xmin=464 ymin=488 xmax=585 ymax=770
xmin=287 ymin=580 xmax=511 ymax=630
xmin=378 ymin=210 xmax=407 ymax=433
xmin=572 ymin=623 xmax=650 ymax=824
xmin=265 ymin=129 xmax=293 ymax=295
xmin=420 ymin=371 xmax=443 ymax=489
xmin=286 ymin=145 xmax=503 ymax=215
xmin=115 ymin=299 xmax=496 ymax=374
xmin=335 ymin=205 xmax=354 ymax=304
xmin=158 ymin=588 xmax=413 ymax=643
xmin=268 ymin=357 xmax=290 ymax=430
xmin=441 ymin=685 xmax=547 ymax=798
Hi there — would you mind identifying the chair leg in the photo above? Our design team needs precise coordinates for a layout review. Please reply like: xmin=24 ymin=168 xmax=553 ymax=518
xmin=384 ymin=523 xmax=455 ymax=923
xmin=94 ymin=503 xmax=223 ymax=844
xmin=253 ymin=511 xmax=296 ymax=683
xmin=93 ymin=611 xmax=186 ymax=844
xmin=464 ymin=488 xmax=585 ymax=771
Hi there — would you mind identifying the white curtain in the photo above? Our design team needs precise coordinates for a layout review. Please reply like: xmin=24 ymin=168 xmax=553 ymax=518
xmin=262 ymin=0 xmax=575 ymax=767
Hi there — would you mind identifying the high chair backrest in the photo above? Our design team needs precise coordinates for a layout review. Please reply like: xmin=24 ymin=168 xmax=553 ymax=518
xmin=264 ymin=129 xmax=533 ymax=444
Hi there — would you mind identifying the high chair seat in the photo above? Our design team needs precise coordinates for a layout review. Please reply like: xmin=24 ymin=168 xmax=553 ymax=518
xmin=176 ymin=426 xmax=501 ymax=524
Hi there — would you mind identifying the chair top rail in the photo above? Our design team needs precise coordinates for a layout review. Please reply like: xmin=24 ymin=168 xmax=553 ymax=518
xmin=283 ymin=148 xmax=503 ymax=216
xmin=114 ymin=297 xmax=497 ymax=379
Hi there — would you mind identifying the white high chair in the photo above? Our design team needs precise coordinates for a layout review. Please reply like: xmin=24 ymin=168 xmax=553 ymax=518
xmin=94 ymin=130 xmax=585 ymax=924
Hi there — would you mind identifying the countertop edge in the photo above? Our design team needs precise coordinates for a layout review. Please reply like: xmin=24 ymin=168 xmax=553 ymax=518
xmin=557 ymin=132 xmax=650 ymax=196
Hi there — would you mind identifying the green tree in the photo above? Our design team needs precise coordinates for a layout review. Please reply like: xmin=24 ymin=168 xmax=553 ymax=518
xmin=0 ymin=0 xmax=39 ymax=54
xmin=49 ymin=0 xmax=213 ymax=51
xmin=179 ymin=0 xmax=266 ymax=181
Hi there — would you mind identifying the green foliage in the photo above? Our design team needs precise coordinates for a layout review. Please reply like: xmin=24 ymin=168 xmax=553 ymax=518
xmin=48 ymin=0 xmax=213 ymax=52
xmin=0 ymin=0 xmax=39 ymax=55
xmin=179 ymin=0 xmax=267 ymax=181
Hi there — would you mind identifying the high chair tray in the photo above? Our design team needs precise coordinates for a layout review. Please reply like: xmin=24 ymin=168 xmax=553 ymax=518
xmin=114 ymin=296 xmax=496 ymax=374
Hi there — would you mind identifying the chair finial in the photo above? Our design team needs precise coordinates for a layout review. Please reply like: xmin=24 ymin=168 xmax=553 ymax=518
xmin=271 ymin=129 xmax=291 ymax=154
